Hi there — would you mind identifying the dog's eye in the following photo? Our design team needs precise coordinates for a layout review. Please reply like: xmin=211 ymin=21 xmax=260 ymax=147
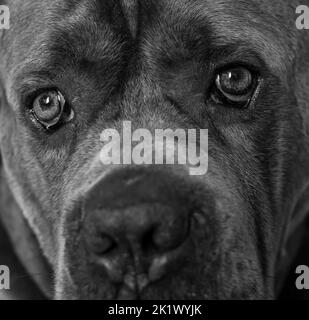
xmin=211 ymin=67 xmax=258 ymax=108
xmin=31 ymin=90 xmax=74 ymax=129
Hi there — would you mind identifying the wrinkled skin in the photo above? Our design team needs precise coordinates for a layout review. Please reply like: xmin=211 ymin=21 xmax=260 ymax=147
xmin=0 ymin=0 xmax=309 ymax=300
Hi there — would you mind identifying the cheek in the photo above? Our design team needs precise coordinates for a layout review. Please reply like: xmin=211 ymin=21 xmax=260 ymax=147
xmin=0 ymin=113 xmax=67 ymax=217
xmin=0 ymin=131 xmax=60 ymax=262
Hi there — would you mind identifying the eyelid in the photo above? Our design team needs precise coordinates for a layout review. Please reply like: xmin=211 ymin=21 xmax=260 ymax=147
xmin=209 ymin=45 xmax=266 ymax=73
xmin=247 ymin=77 xmax=263 ymax=106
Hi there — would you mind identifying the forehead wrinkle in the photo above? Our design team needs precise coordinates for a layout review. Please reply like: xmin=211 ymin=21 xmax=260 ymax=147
xmin=50 ymin=24 xmax=123 ymax=65
xmin=7 ymin=4 xmax=126 ymax=99
xmin=2 ymin=1 xmax=126 ymax=73
xmin=213 ymin=25 xmax=289 ymax=81
xmin=119 ymin=0 xmax=139 ymax=39
xmin=14 ymin=0 xmax=125 ymax=68
xmin=163 ymin=0 xmax=294 ymax=81
xmin=49 ymin=10 xmax=124 ymax=63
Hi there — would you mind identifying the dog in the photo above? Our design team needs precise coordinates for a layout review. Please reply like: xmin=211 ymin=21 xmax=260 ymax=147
xmin=1 ymin=0 xmax=309 ymax=300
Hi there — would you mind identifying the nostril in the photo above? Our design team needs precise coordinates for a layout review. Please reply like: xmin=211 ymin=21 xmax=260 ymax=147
xmin=140 ymin=226 xmax=158 ymax=253
xmin=91 ymin=234 xmax=117 ymax=256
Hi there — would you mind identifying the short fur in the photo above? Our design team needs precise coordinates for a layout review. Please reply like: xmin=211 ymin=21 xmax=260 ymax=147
xmin=0 ymin=0 xmax=309 ymax=299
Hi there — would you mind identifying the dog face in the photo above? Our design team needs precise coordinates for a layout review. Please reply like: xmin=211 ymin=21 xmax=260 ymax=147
xmin=1 ymin=0 xmax=309 ymax=299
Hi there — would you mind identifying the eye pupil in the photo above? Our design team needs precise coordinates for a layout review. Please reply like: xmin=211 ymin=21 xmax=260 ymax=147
xmin=40 ymin=95 xmax=52 ymax=107
xmin=32 ymin=90 xmax=65 ymax=126
xmin=219 ymin=68 xmax=252 ymax=95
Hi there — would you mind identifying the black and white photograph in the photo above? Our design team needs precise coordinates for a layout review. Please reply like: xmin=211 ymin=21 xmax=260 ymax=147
xmin=0 ymin=0 xmax=309 ymax=304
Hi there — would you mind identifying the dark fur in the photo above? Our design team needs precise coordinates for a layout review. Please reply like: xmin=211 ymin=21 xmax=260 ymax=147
xmin=0 ymin=0 xmax=309 ymax=299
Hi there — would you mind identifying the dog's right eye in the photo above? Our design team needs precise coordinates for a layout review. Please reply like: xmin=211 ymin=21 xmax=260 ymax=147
xmin=30 ymin=90 xmax=74 ymax=130
xmin=210 ymin=67 xmax=259 ymax=108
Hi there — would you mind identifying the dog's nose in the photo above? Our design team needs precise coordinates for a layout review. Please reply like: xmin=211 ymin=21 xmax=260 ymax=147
xmin=82 ymin=168 xmax=192 ymax=294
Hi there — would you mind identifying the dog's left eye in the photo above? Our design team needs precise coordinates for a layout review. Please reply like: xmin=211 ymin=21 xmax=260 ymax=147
xmin=30 ymin=90 xmax=74 ymax=130
xmin=211 ymin=67 xmax=258 ymax=108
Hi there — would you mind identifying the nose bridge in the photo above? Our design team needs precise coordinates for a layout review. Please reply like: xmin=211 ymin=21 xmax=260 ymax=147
xmin=83 ymin=167 xmax=192 ymax=211
xmin=120 ymin=75 xmax=165 ymax=126
xmin=119 ymin=69 xmax=192 ymax=129
xmin=65 ymin=77 xmax=176 ymax=202
xmin=102 ymin=74 xmax=200 ymax=171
